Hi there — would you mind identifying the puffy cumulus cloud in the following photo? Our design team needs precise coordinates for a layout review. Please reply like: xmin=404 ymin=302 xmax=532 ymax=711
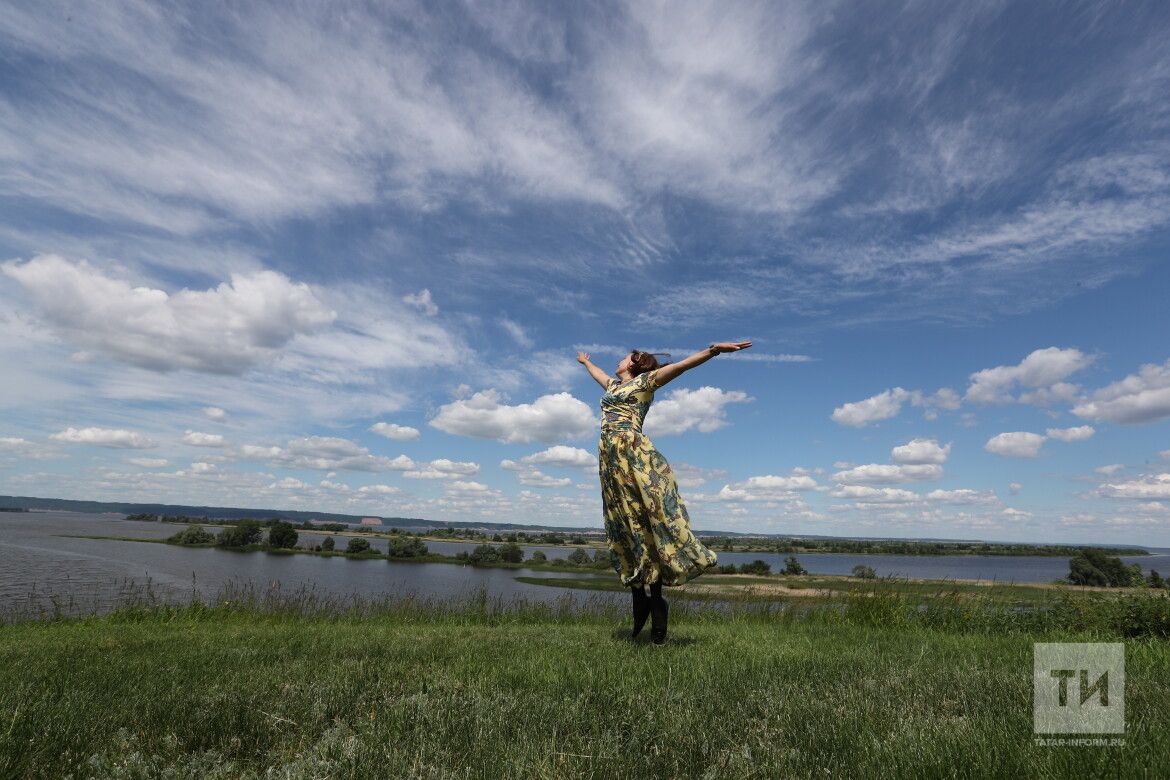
xmin=2 ymin=256 xmax=335 ymax=375
xmin=1096 ymin=464 xmax=1124 ymax=476
xmin=403 ymin=458 xmax=480 ymax=479
xmin=500 ymin=459 xmax=573 ymax=488
xmin=446 ymin=480 xmax=502 ymax=496
xmin=203 ymin=407 xmax=228 ymax=422
xmin=1045 ymin=425 xmax=1094 ymax=442
xmin=428 ymin=389 xmax=595 ymax=444
xmin=237 ymin=436 xmax=412 ymax=472
xmin=357 ymin=484 xmax=401 ymax=495
xmin=0 ymin=436 xmax=55 ymax=461
xmin=833 ymin=463 xmax=944 ymax=485
xmin=829 ymin=485 xmax=919 ymax=504
xmin=890 ymin=438 xmax=951 ymax=465
xmin=831 ymin=388 xmax=911 ymax=427
xmin=984 ymin=431 xmax=1046 ymax=458
xmin=1072 ymin=358 xmax=1170 ymax=425
xmin=831 ymin=388 xmax=958 ymax=427
xmin=1098 ymin=473 xmax=1170 ymax=500
xmin=190 ymin=461 xmax=217 ymax=474
xmin=182 ymin=430 xmax=226 ymax=447
xmin=644 ymin=387 xmax=752 ymax=436
xmin=269 ymin=477 xmax=308 ymax=490
xmin=924 ymin=489 xmax=999 ymax=505
xmin=50 ymin=426 xmax=157 ymax=449
xmin=965 ymin=347 xmax=1093 ymax=405
xmin=715 ymin=473 xmax=819 ymax=502
xmin=1009 ymin=482 xmax=1023 ymax=495
xmin=1001 ymin=507 xmax=1031 ymax=518
xmin=519 ymin=445 xmax=596 ymax=469
xmin=402 ymin=289 xmax=438 ymax=316
xmin=127 ymin=457 xmax=168 ymax=468
xmin=369 ymin=422 xmax=421 ymax=441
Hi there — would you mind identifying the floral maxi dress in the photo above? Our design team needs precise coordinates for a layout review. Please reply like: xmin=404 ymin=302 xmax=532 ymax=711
xmin=598 ymin=368 xmax=718 ymax=587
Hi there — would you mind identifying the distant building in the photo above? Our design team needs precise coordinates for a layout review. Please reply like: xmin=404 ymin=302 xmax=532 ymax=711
xmin=360 ymin=517 xmax=383 ymax=526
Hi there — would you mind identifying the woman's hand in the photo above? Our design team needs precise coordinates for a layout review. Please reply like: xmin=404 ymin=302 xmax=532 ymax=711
xmin=577 ymin=351 xmax=590 ymax=364
xmin=711 ymin=340 xmax=752 ymax=353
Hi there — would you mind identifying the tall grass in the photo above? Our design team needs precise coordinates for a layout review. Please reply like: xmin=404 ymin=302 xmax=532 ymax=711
xmin=2 ymin=580 xmax=1167 ymax=777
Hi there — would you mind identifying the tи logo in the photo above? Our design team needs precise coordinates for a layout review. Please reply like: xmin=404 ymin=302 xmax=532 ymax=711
xmin=1033 ymin=643 xmax=1125 ymax=735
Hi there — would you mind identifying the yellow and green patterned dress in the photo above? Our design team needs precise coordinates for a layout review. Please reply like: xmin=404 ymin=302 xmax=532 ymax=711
xmin=598 ymin=367 xmax=718 ymax=587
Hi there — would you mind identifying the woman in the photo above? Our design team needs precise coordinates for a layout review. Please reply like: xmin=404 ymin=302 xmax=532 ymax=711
xmin=577 ymin=341 xmax=752 ymax=644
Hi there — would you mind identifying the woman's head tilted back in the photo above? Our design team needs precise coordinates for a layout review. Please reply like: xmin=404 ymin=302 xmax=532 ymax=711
xmin=627 ymin=349 xmax=671 ymax=378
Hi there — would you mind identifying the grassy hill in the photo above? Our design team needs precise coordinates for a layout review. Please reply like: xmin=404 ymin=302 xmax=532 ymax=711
xmin=1 ymin=583 xmax=1167 ymax=778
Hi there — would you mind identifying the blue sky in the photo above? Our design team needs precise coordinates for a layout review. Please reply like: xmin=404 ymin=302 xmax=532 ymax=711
xmin=1 ymin=1 xmax=1169 ymax=543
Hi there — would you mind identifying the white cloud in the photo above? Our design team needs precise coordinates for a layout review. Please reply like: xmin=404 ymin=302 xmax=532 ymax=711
xmin=1045 ymin=425 xmax=1094 ymax=442
xmin=645 ymin=386 xmax=752 ymax=436
xmin=715 ymin=473 xmax=819 ymax=502
xmin=965 ymin=347 xmax=1093 ymax=404
xmin=270 ymin=477 xmax=308 ymax=490
xmin=357 ymin=484 xmax=401 ymax=495
xmin=403 ymin=458 xmax=480 ymax=479
xmin=402 ymin=289 xmax=438 ymax=316
xmin=237 ymin=436 xmax=413 ymax=472
xmin=891 ymin=438 xmax=951 ymax=464
xmin=3 ymin=256 xmax=335 ymax=375
xmin=520 ymin=445 xmax=596 ymax=469
xmin=190 ymin=461 xmax=217 ymax=474
xmin=984 ymin=431 xmax=1047 ymax=458
xmin=429 ymin=389 xmax=595 ymax=444
xmin=500 ymin=459 xmax=572 ymax=488
xmin=831 ymin=388 xmax=911 ymax=427
xmin=1095 ymin=464 xmax=1124 ymax=476
xmin=182 ymin=430 xmax=226 ymax=447
xmin=0 ymin=436 xmax=55 ymax=461
xmin=829 ymin=485 xmax=919 ymax=504
xmin=369 ymin=422 xmax=421 ymax=441
xmin=1072 ymin=358 xmax=1170 ymax=424
xmin=50 ymin=426 xmax=157 ymax=449
xmin=1099 ymin=473 xmax=1170 ymax=500
xmin=671 ymin=462 xmax=729 ymax=488
xmin=833 ymin=463 xmax=944 ymax=485
xmin=924 ymin=489 xmax=998 ymax=505
xmin=203 ymin=407 xmax=228 ymax=422
xmin=498 ymin=317 xmax=533 ymax=348
xmin=1009 ymin=482 xmax=1023 ymax=495
xmin=127 ymin=457 xmax=169 ymax=468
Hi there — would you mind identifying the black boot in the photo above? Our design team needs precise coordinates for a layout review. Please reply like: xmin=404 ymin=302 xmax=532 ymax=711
xmin=630 ymin=584 xmax=651 ymax=638
xmin=649 ymin=580 xmax=668 ymax=645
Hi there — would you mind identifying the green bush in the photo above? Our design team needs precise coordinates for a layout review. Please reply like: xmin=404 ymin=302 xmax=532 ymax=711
xmin=215 ymin=520 xmax=263 ymax=548
xmin=167 ymin=526 xmax=214 ymax=545
xmin=783 ymin=555 xmax=808 ymax=576
xmin=321 ymin=536 xmax=335 ymax=551
xmin=498 ymin=542 xmax=524 ymax=563
xmin=566 ymin=549 xmax=591 ymax=566
xmin=852 ymin=564 xmax=877 ymax=579
xmin=387 ymin=537 xmax=428 ymax=557
xmin=528 ymin=550 xmax=547 ymax=562
xmin=266 ymin=521 xmax=298 ymax=549
xmin=345 ymin=538 xmax=373 ymax=555
xmin=739 ymin=560 xmax=771 ymax=576
xmin=468 ymin=544 xmax=501 ymax=565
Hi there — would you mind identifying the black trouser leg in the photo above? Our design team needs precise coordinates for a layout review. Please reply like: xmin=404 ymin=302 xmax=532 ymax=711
xmin=630 ymin=584 xmax=650 ymax=637
xmin=648 ymin=579 xmax=668 ymax=644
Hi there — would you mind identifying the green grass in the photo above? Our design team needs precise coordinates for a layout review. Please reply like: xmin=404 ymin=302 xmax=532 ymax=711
xmin=1 ymin=582 xmax=1168 ymax=778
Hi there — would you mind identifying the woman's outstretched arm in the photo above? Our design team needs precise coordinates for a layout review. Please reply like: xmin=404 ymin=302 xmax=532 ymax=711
xmin=577 ymin=351 xmax=614 ymax=390
xmin=652 ymin=341 xmax=752 ymax=388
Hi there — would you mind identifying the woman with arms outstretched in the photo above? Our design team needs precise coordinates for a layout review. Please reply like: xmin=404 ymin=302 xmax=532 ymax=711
xmin=577 ymin=341 xmax=752 ymax=644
